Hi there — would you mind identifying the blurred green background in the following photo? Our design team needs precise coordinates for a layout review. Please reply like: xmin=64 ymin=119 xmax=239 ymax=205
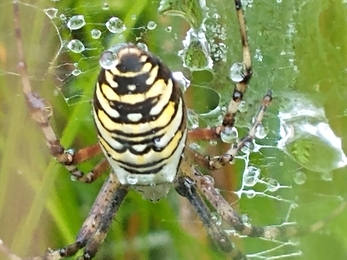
xmin=1 ymin=0 xmax=347 ymax=260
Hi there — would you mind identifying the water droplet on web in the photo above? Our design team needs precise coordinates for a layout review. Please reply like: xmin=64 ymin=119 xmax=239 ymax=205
xmin=66 ymin=39 xmax=85 ymax=53
xmin=220 ymin=127 xmax=238 ymax=143
xmin=255 ymin=124 xmax=268 ymax=139
xmin=278 ymin=95 xmax=347 ymax=173
xmin=102 ymin=2 xmax=109 ymax=10
xmin=67 ymin=15 xmax=86 ymax=30
xmin=147 ymin=21 xmax=157 ymax=30
xmin=245 ymin=190 xmax=256 ymax=199
xmin=266 ymin=178 xmax=280 ymax=192
xmin=321 ymin=171 xmax=333 ymax=181
xmin=230 ymin=62 xmax=247 ymax=82
xmin=60 ymin=14 xmax=67 ymax=21
xmin=293 ymin=171 xmax=306 ymax=185
xmin=70 ymin=175 xmax=77 ymax=182
xmin=131 ymin=14 xmax=136 ymax=20
xmin=241 ymin=214 xmax=250 ymax=224
xmin=44 ymin=8 xmax=58 ymax=19
xmin=240 ymin=141 xmax=254 ymax=154
xmin=99 ymin=51 xmax=118 ymax=70
xmin=209 ymin=140 xmax=217 ymax=146
xmin=72 ymin=69 xmax=81 ymax=76
xmin=189 ymin=143 xmax=201 ymax=150
xmin=238 ymin=100 xmax=248 ymax=113
xmin=165 ymin=26 xmax=172 ymax=32
xmin=127 ymin=175 xmax=138 ymax=185
xmin=106 ymin=17 xmax=126 ymax=33
xmin=137 ymin=42 xmax=148 ymax=51
xmin=91 ymin=29 xmax=102 ymax=39
xmin=179 ymin=28 xmax=213 ymax=71
xmin=243 ymin=166 xmax=260 ymax=187
xmin=211 ymin=212 xmax=222 ymax=226
xmin=153 ymin=138 xmax=161 ymax=147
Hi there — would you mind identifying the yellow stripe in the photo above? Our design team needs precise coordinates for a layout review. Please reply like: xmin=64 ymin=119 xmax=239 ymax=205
xmin=97 ymin=100 xmax=176 ymax=133
xmin=100 ymin=77 xmax=168 ymax=105
xmin=95 ymin=98 xmax=183 ymax=146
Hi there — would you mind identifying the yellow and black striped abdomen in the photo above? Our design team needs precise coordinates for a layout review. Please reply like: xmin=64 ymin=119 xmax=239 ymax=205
xmin=93 ymin=45 xmax=187 ymax=193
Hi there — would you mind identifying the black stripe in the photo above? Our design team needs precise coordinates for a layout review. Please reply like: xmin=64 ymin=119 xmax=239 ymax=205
xmin=119 ymin=164 xmax=164 ymax=175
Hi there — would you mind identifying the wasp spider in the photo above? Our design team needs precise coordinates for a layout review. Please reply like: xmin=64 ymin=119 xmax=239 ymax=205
xmin=2 ymin=1 xmax=346 ymax=260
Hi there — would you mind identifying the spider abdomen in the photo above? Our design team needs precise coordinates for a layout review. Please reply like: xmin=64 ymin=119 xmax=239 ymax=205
xmin=93 ymin=45 xmax=187 ymax=197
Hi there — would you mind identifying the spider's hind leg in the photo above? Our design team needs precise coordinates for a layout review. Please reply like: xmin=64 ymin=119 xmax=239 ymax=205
xmin=175 ymin=168 xmax=247 ymax=260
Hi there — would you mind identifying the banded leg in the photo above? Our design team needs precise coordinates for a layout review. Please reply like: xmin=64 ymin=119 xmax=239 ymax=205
xmin=0 ymin=174 xmax=128 ymax=260
xmin=192 ymin=168 xmax=347 ymax=240
xmin=13 ymin=0 xmax=106 ymax=183
xmin=189 ymin=0 xmax=252 ymax=142
xmin=187 ymin=91 xmax=272 ymax=170
xmin=175 ymin=173 xmax=246 ymax=260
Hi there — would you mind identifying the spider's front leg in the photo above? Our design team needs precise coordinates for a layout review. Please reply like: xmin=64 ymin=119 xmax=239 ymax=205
xmin=13 ymin=1 xmax=107 ymax=184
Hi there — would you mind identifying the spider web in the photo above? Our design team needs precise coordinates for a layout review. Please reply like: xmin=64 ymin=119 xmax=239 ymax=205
xmin=1 ymin=0 xmax=347 ymax=259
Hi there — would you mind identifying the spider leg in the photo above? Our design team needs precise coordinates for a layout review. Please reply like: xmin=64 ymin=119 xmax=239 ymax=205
xmin=12 ymin=1 xmax=107 ymax=183
xmin=187 ymin=91 xmax=272 ymax=170
xmin=0 ymin=174 xmax=128 ymax=260
xmin=175 ymin=166 xmax=247 ymax=260
xmin=189 ymin=0 xmax=252 ymax=143
xmin=192 ymin=168 xmax=347 ymax=240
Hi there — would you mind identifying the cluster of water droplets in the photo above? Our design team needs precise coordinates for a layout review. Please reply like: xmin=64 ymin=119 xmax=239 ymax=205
xmin=43 ymin=9 xmax=127 ymax=56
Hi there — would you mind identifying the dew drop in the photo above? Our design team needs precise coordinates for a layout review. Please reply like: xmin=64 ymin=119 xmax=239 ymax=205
xmin=220 ymin=127 xmax=238 ymax=144
xmin=137 ymin=42 xmax=148 ymax=51
xmin=209 ymin=140 xmax=217 ymax=146
xmin=240 ymin=141 xmax=254 ymax=154
xmin=127 ymin=175 xmax=138 ymax=185
xmin=60 ymin=14 xmax=67 ymax=21
xmin=91 ymin=29 xmax=102 ymax=39
xmin=238 ymin=100 xmax=248 ymax=113
xmin=243 ymin=166 xmax=260 ymax=187
xmin=67 ymin=15 xmax=86 ymax=30
xmin=179 ymin=29 xmax=212 ymax=71
xmin=245 ymin=190 xmax=256 ymax=199
xmin=255 ymin=124 xmax=268 ymax=139
xmin=102 ymin=2 xmax=109 ymax=10
xmin=321 ymin=171 xmax=333 ymax=182
xmin=230 ymin=62 xmax=247 ymax=82
xmin=211 ymin=212 xmax=222 ymax=226
xmin=189 ymin=143 xmax=201 ymax=150
xmin=293 ymin=171 xmax=306 ymax=185
xmin=99 ymin=50 xmax=117 ymax=69
xmin=165 ymin=26 xmax=172 ymax=32
xmin=44 ymin=8 xmax=58 ymax=19
xmin=147 ymin=21 xmax=157 ymax=30
xmin=266 ymin=178 xmax=280 ymax=192
xmin=106 ymin=17 xmax=126 ymax=33
xmin=241 ymin=214 xmax=249 ymax=224
xmin=66 ymin=39 xmax=85 ymax=53
xmin=72 ymin=69 xmax=81 ymax=76
xmin=153 ymin=137 xmax=161 ymax=146
xmin=70 ymin=175 xmax=77 ymax=182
